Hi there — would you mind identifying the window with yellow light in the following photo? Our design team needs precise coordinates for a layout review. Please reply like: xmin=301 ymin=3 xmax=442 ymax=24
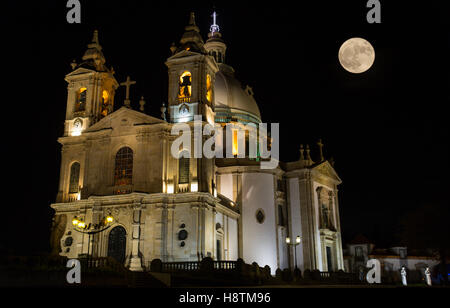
xmin=232 ymin=129 xmax=239 ymax=156
xmin=178 ymin=71 xmax=192 ymax=102
xmin=206 ymin=74 xmax=212 ymax=103
xmin=74 ymin=87 xmax=87 ymax=112
xmin=101 ymin=90 xmax=109 ymax=117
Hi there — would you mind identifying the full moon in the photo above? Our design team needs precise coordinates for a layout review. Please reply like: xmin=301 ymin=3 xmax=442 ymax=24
xmin=338 ymin=37 xmax=375 ymax=74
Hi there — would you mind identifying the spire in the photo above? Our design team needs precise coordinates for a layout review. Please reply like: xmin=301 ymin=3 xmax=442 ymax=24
xmin=88 ymin=30 xmax=101 ymax=50
xmin=188 ymin=11 xmax=196 ymax=26
xmin=177 ymin=12 xmax=205 ymax=53
xmin=81 ymin=30 xmax=107 ymax=71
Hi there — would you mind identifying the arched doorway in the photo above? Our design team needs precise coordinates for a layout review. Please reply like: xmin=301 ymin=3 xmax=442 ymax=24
xmin=107 ymin=226 xmax=126 ymax=264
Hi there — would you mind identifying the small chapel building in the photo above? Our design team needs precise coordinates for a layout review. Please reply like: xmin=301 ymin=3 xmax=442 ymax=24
xmin=50 ymin=12 xmax=345 ymax=274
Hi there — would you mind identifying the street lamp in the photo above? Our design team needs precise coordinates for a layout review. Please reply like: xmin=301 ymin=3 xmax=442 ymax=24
xmin=72 ymin=214 xmax=115 ymax=263
xmin=286 ymin=235 xmax=301 ymax=270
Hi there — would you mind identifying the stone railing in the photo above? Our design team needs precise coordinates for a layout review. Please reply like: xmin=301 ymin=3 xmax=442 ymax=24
xmin=161 ymin=261 xmax=200 ymax=272
xmin=79 ymin=256 xmax=130 ymax=276
xmin=214 ymin=260 xmax=236 ymax=270
xmin=150 ymin=260 xmax=238 ymax=272
xmin=148 ymin=258 xmax=272 ymax=286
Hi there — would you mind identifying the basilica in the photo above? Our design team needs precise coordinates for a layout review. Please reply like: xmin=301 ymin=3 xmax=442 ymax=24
xmin=50 ymin=12 xmax=345 ymax=274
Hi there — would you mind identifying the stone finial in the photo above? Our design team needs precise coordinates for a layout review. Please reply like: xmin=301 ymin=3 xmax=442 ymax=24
xmin=299 ymin=144 xmax=305 ymax=161
xmin=70 ymin=60 xmax=77 ymax=70
xmin=170 ymin=42 xmax=177 ymax=55
xmin=139 ymin=96 xmax=146 ymax=112
xmin=92 ymin=30 xmax=99 ymax=44
xmin=189 ymin=12 xmax=196 ymax=26
xmin=305 ymin=144 xmax=314 ymax=166
xmin=329 ymin=156 xmax=335 ymax=167
xmin=160 ymin=102 xmax=167 ymax=121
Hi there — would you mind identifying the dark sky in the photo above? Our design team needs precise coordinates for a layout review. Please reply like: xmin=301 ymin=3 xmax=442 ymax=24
xmin=2 ymin=0 xmax=449 ymax=254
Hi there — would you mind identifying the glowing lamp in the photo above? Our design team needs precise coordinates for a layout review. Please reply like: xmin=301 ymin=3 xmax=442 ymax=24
xmin=77 ymin=221 xmax=86 ymax=229
xmin=286 ymin=237 xmax=291 ymax=244
xmin=296 ymin=236 xmax=301 ymax=244
xmin=72 ymin=217 xmax=79 ymax=226
xmin=105 ymin=215 xmax=114 ymax=223
xmin=167 ymin=184 xmax=174 ymax=194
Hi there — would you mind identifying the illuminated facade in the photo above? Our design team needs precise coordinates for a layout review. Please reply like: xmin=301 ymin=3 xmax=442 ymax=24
xmin=50 ymin=12 xmax=344 ymax=274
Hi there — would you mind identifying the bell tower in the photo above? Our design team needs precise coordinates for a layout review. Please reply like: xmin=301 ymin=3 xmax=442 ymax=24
xmin=165 ymin=12 xmax=218 ymax=124
xmin=64 ymin=30 xmax=119 ymax=137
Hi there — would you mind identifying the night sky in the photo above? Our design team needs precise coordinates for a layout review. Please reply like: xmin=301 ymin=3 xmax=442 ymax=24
xmin=3 ymin=0 xmax=449 ymax=255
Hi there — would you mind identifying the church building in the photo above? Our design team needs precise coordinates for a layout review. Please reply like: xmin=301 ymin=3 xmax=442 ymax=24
xmin=50 ymin=12 xmax=345 ymax=274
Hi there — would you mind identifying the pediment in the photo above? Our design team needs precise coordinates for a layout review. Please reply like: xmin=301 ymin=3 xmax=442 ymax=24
xmin=84 ymin=107 xmax=166 ymax=133
xmin=167 ymin=50 xmax=203 ymax=61
xmin=311 ymin=161 xmax=342 ymax=184
xmin=65 ymin=67 xmax=96 ymax=78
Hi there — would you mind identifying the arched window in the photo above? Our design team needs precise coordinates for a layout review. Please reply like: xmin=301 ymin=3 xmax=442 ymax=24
xmin=178 ymin=150 xmax=190 ymax=184
xmin=178 ymin=71 xmax=192 ymax=102
xmin=74 ymin=87 xmax=87 ymax=112
xmin=114 ymin=147 xmax=133 ymax=189
xmin=69 ymin=162 xmax=80 ymax=193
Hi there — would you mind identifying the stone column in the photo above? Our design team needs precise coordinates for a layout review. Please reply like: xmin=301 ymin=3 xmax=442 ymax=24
xmin=191 ymin=205 xmax=200 ymax=260
xmin=129 ymin=202 xmax=143 ymax=271
xmin=91 ymin=204 xmax=102 ymax=258
xmin=167 ymin=205 xmax=175 ymax=261
xmin=299 ymin=172 xmax=318 ymax=270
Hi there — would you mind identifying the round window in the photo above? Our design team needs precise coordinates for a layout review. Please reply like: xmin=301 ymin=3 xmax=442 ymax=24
xmin=256 ymin=209 xmax=265 ymax=224
xmin=178 ymin=230 xmax=188 ymax=241
xmin=64 ymin=237 xmax=73 ymax=247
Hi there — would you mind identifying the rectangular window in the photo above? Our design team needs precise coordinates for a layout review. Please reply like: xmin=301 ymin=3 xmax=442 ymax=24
xmin=178 ymin=157 xmax=190 ymax=184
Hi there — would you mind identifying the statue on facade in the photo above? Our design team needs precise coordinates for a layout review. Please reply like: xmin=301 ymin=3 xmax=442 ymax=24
xmin=425 ymin=267 xmax=432 ymax=286
xmin=401 ymin=266 xmax=407 ymax=286
xmin=49 ymin=214 xmax=67 ymax=255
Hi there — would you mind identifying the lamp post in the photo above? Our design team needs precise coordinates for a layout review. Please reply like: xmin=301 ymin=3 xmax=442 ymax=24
xmin=72 ymin=214 xmax=114 ymax=265
xmin=286 ymin=235 xmax=301 ymax=270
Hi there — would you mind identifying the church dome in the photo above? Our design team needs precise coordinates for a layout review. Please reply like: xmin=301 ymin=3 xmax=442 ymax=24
xmin=214 ymin=64 xmax=261 ymax=124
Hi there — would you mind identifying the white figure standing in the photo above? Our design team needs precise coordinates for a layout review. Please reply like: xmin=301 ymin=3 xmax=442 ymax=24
xmin=401 ymin=266 xmax=407 ymax=286
xmin=425 ymin=267 xmax=432 ymax=286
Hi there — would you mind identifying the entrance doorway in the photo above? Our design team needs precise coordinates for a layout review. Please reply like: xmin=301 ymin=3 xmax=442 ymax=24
xmin=107 ymin=226 xmax=126 ymax=264
xmin=326 ymin=246 xmax=333 ymax=272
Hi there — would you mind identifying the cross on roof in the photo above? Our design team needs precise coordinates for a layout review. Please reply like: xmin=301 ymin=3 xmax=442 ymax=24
xmin=210 ymin=11 xmax=220 ymax=35
xmin=317 ymin=139 xmax=324 ymax=162
xmin=120 ymin=76 xmax=136 ymax=108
